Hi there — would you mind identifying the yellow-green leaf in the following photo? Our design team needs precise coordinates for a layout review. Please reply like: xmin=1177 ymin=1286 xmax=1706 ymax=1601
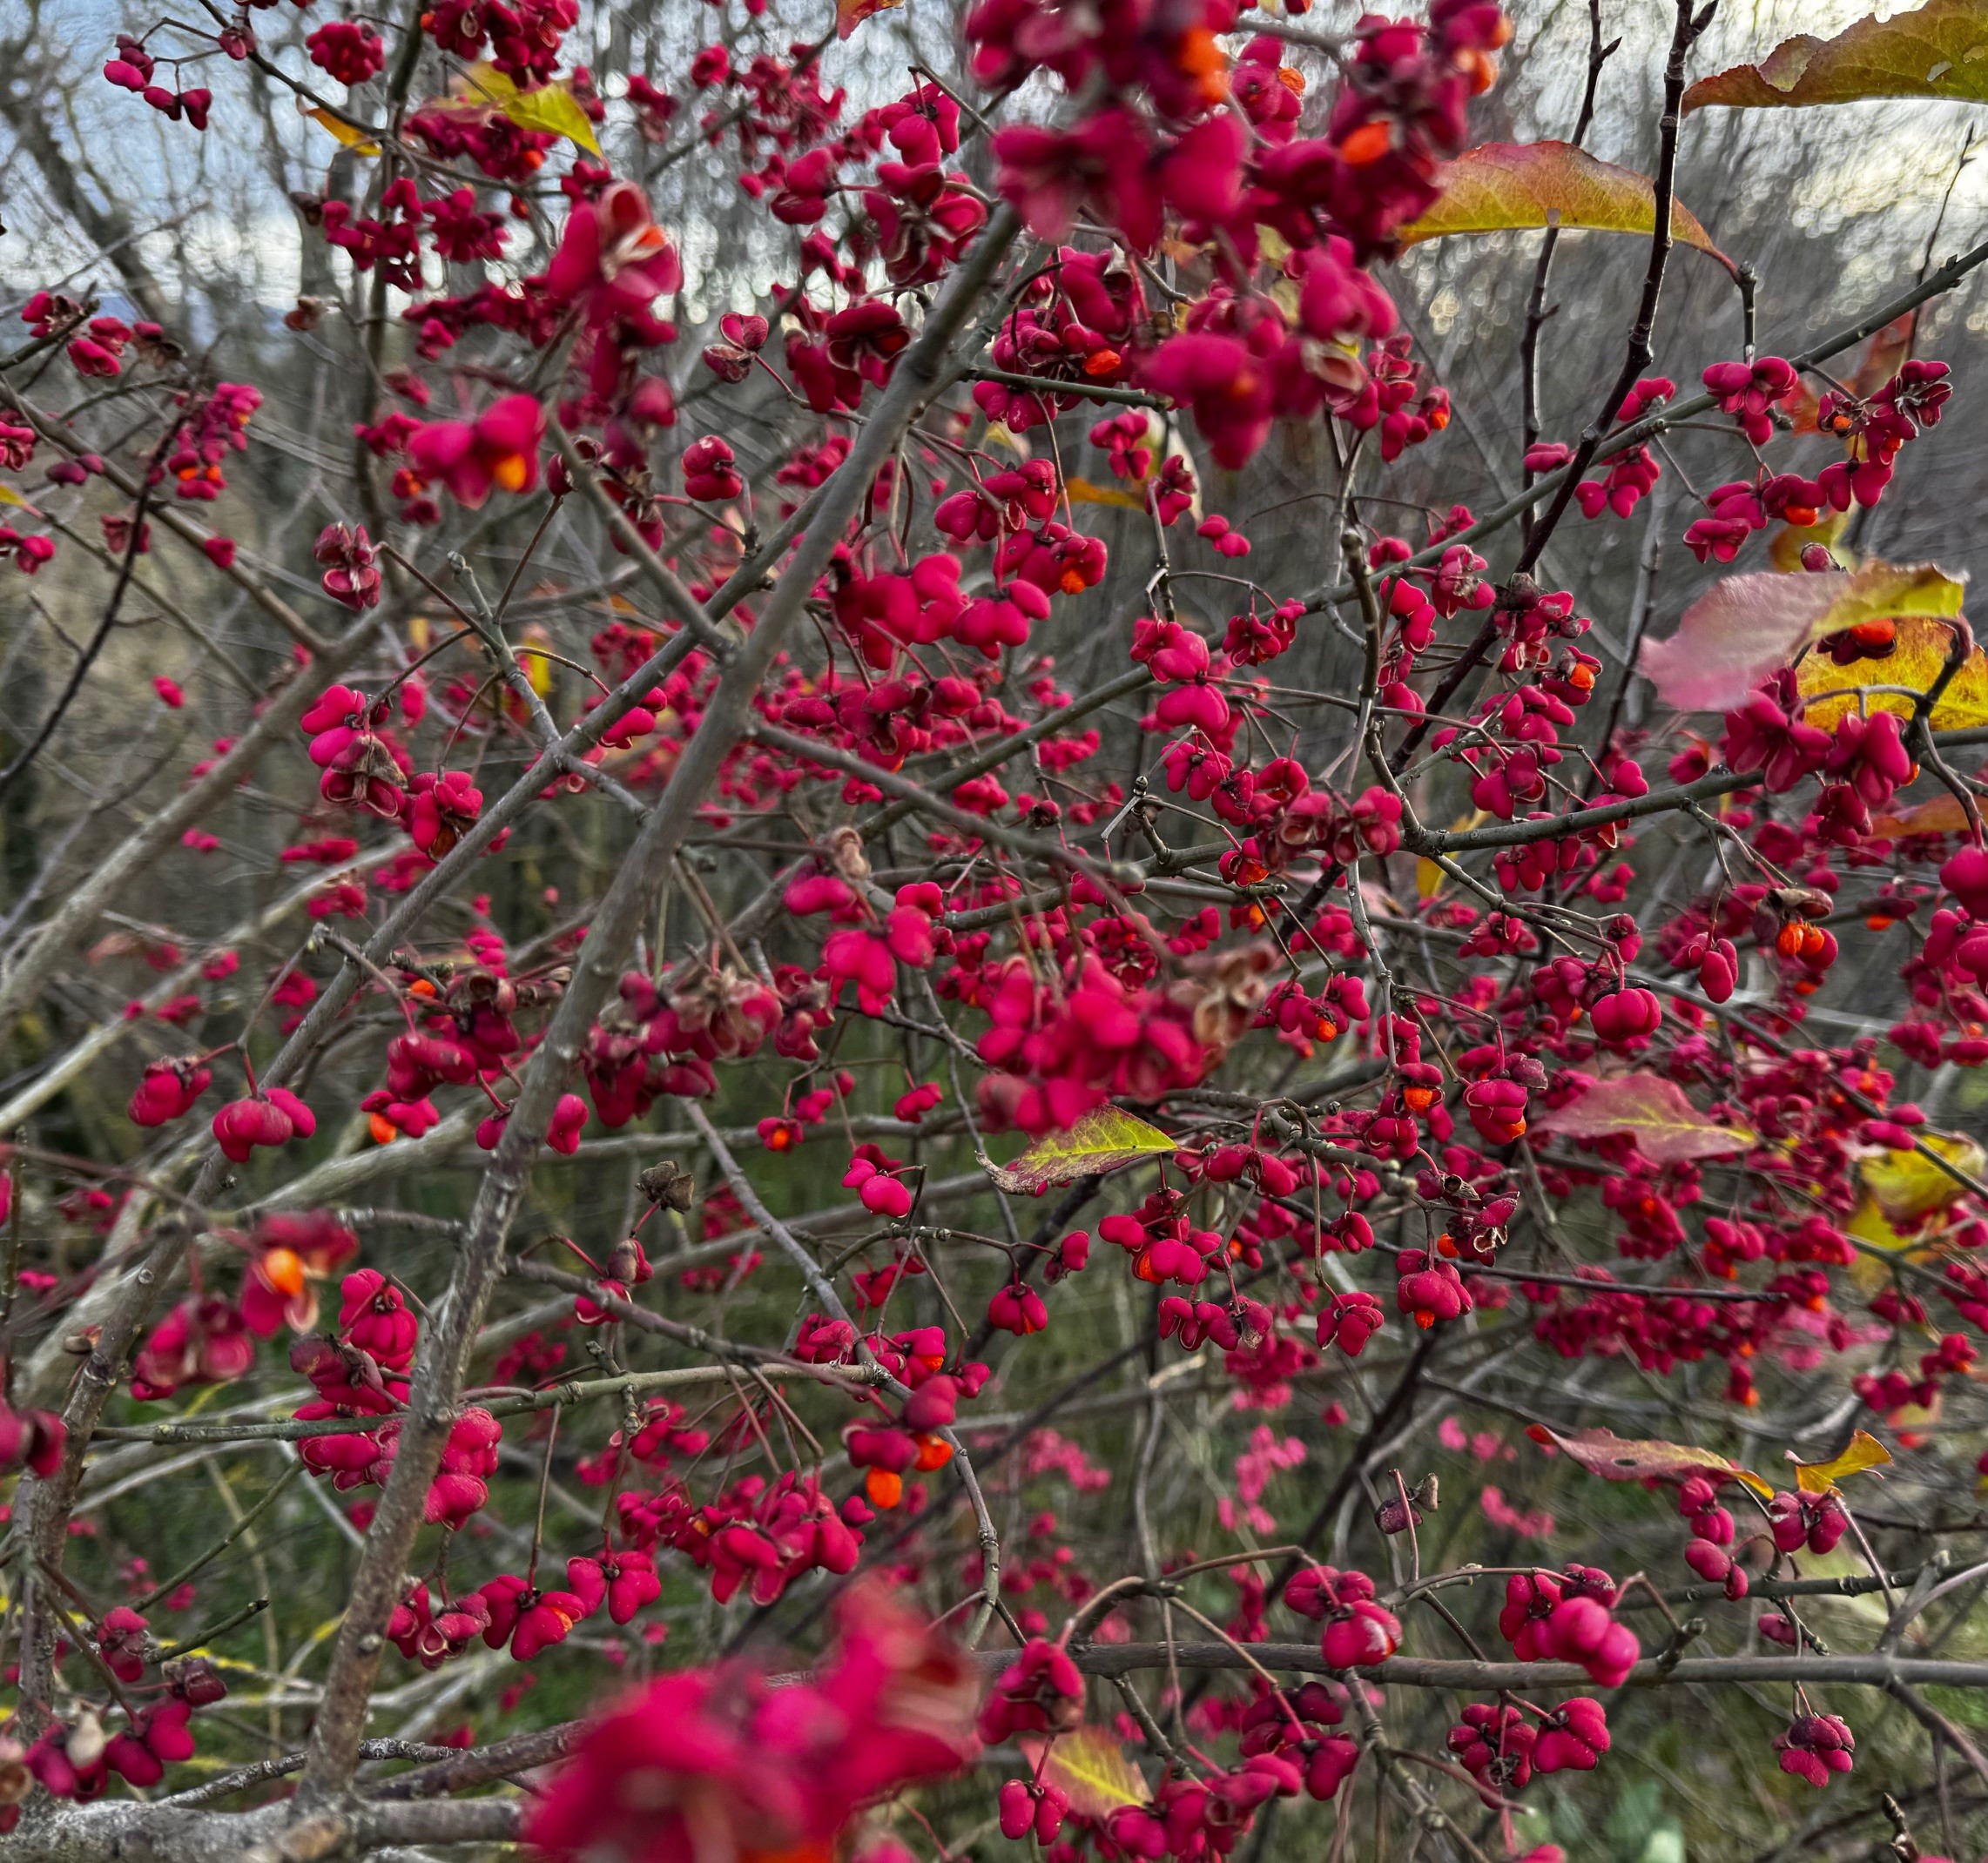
xmin=1861 ymin=1133 xmax=1987 ymax=1228
xmin=1798 ymin=614 xmax=1988 ymax=734
xmin=1031 ymin=1728 xmax=1150 ymax=1818
xmin=987 ymin=1105 xmax=1176 ymax=1194
xmin=0 ymin=485 xmax=29 ymax=509
xmin=1526 ymin=1423 xmax=1773 ymax=1498
xmin=1766 ymin=508 xmax=1852 ymax=573
xmin=1398 ymin=141 xmax=1733 ymax=273
xmin=1792 ymin=1429 xmax=1892 ymax=1494
xmin=460 ymin=64 xmax=602 ymax=155
xmin=1684 ymin=0 xmax=1988 ymax=114
xmin=1643 ymin=559 xmax=1968 ymax=713
xmin=1530 ymin=1072 xmax=1756 ymax=1164
xmin=304 ymin=106 xmax=381 ymax=156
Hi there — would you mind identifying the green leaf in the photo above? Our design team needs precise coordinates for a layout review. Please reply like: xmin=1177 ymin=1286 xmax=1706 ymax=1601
xmin=1685 ymin=0 xmax=1988 ymax=113
xmin=986 ymin=1104 xmax=1176 ymax=1194
xmin=1398 ymin=141 xmax=1733 ymax=273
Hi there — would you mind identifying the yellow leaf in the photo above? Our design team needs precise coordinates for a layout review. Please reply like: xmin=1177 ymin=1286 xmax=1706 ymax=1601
xmin=1847 ymin=1191 xmax=1918 ymax=1257
xmin=1686 ymin=0 xmax=1988 ymax=113
xmin=460 ymin=64 xmax=602 ymax=156
xmin=304 ymin=106 xmax=381 ymax=156
xmin=1031 ymin=1728 xmax=1150 ymax=1818
xmin=1415 ymin=810 xmax=1485 ymax=898
xmin=1066 ymin=475 xmax=1148 ymax=511
xmin=1798 ymin=614 xmax=1988 ymax=734
xmin=1860 ymin=1133 xmax=1986 ymax=1228
xmin=517 ymin=623 xmax=556 ymax=698
xmin=1256 ymin=224 xmax=1293 ymax=266
xmin=981 ymin=421 xmax=1028 ymax=454
xmin=407 ymin=613 xmax=432 ymax=652
xmin=1792 ymin=1429 xmax=1892 ymax=1494
xmin=1399 ymin=142 xmax=1733 ymax=273
xmin=1531 ymin=1072 xmax=1756 ymax=1164
xmin=987 ymin=1105 xmax=1176 ymax=1194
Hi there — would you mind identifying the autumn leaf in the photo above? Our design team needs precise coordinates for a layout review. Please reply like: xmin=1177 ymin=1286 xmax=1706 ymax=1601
xmin=837 ymin=0 xmax=902 ymax=37
xmin=1418 ymin=811 xmax=1484 ymax=898
xmin=303 ymin=105 xmax=381 ymax=156
xmin=1791 ymin=1429 xmax=1892 ymax=1494
xmin=1785 ymin=314 xmax=1916 ymax=434
xmin=1526 ymin=1423 xmax=1773 ymax=1498
xmin=1641 ymin=560 xmax=1968 ymax=713
xmin=0 ymin=485 xmax=31 ymax=510
xmin=1861 ymin=1132 xmax=1986 ymax=1227
xmin=1021 ymin=1728 xmax=1150 ymax=1818
xmin=1531 ymin=1073 xmax=1756 ymax=1163
xmin=1797 ymin=614 xmax=1988 ymax=733
xmin=1398 ymin=142 xmax=1734 ymax=274
xmin=987 ymin=1105 xmax=1176 ymax=1194
xmin=1870 ymin=791 xmax=1975 ymax=838
xmin=516 ymin=622 xmax=556 ymax=699
xmin=1684 ymin=0 xmax=1988 ymax=114
xmin=1065 ymin=476 xmax=1149 ymax=511
xmin=1848 ymin=1133 xmax=1986 ymax=1256
xmin=458 ymin=64 xmax=602 ymax=155
xmin=1766 ymin=508 xmax=1851 ymax=573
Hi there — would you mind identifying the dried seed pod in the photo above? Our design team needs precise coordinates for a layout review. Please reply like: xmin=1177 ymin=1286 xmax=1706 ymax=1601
xmin=637 ymin=1160 xmax=696 ymax=1212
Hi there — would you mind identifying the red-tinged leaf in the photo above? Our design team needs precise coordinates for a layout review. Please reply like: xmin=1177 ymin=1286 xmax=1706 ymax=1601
xmin=1684 ymin=0 xmax=1988 ymax=114
xmin=1870 ymin=791 xmax=1975 ymax=838
xmin=1526 ymin=1423 xmax=1773 ymax=1498
xmin=1532 ymin=1072 xmax=1755 ymax=1164
xmin=837 ymin=0 xmax=901 ymax=37
xmin=1640 ymin=560 xmax=1968 ymax=713
xmin=1398 ymin=141 xmax=1734 ymax=273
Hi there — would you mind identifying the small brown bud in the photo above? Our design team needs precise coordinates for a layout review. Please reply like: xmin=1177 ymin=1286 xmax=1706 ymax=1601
xmin=824 ymin=824 xmax=872 ymax=885
xmin=66 ymin=1712 xmax=106 ymax=1769
xmin=607 ymin=1238 xmax=647 ymax=1286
